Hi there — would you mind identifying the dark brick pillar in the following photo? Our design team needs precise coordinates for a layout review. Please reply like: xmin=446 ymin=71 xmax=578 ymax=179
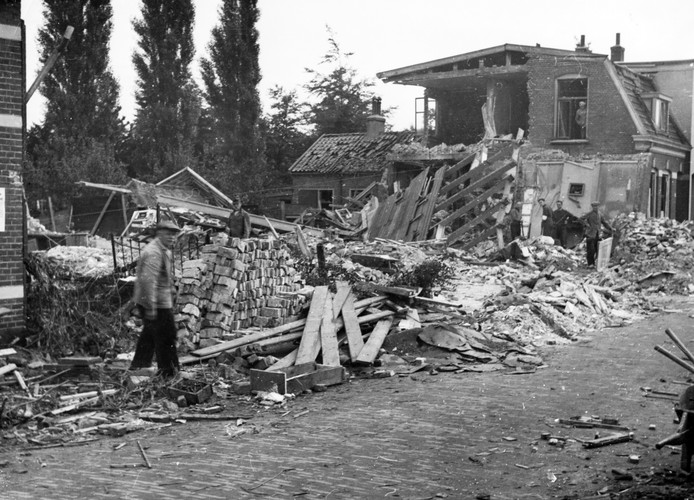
xmin=0 ymin=0 xmax=26 ymax=337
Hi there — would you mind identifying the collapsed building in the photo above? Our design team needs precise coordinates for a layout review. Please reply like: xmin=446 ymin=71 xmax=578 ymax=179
xmin=374 ymin=35 xmax=692 ymax=233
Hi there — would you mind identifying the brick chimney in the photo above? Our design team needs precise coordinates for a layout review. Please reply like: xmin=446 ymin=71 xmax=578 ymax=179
xmin=366 ymin=97 xmax=385 ymax=139
xmin=611 ymin=33 xmax=625 ymax=62
xmin=575 ymin=34 xmax=592 ymax=54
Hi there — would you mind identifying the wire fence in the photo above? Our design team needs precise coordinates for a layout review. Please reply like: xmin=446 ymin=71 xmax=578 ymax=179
xmin=110 ymin=233 xmax=208 ymax=278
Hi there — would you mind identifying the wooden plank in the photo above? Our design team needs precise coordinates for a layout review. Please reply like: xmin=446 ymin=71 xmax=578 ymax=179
xmin=191 ymin=319 xmax=306 ymax=357
xmin=367 ymin=195 xmax=395 ymax=240
xmin=447 ymin=199 xmax=509 ymax=245
xmin=443 ymin=152 xmax=477 ymax=179
xmin=264 ymin=216 xmax=279 ymax=239
xmin=341 ymin=294 xmax=364 ymax=362
xmin=433 ymin=176 xmax=510 ymax=230
xmin=0 ymin=348 xmax=17 ymax=357
xmin=393 ymin=169 xmax=429 ymax=241
xmin=332 ymin=282 xmax=351 ymax=317
xmin=320 ymin=295 xmax=340 ymax=366
xmin=436 ymin=160 xmax=517 ymax=212
xmin=596 ymin=237 xmax=613 ymax=271
xmin=267 ymin=349 xmax=298 ymax=371
xmin=355 ymin=318 xmax=394 ymax=364
xmin=0 ymin=363 xmax=18 ymax=376
xmin=415 ymin=165 xmax=447 ymax=241
xmin=439 ymin=144 xmax=513 ymax=196
xmin=295 ymin=286 xmax=329 ymax=365
xmin=495 ymin=177 xmax=515 ymax=248
xmin=295 ymin=226 xmax=311 ymax=258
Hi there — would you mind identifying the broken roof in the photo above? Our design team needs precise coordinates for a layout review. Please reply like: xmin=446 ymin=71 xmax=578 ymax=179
xmin=289 ymin=131 xmax=418 ymax=175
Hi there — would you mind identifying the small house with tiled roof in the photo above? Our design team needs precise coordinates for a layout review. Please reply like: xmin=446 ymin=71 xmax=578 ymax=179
xmin=287 ymin=100 xmax=418 ymax=215
xmin=378 ymin=35 xmax=692 ymax=221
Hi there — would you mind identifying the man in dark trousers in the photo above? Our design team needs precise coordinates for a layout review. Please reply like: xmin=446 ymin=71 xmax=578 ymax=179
xmin=538 ymin=198 xmax=554 ymax=237
xmin=581 ymin=201 xmax=612 ymax=267
xmin=509 ymin=201 xmax=523 ymax=240
xmin=552 ymin=200 xmax=573 ymax=248
xmin=130 ymin=220 xmax=181 ymax=378
xmin=226 ymin=197 xmax=251 ymax=239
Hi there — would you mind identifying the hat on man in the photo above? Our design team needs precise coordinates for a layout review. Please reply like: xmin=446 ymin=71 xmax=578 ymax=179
xmin=156 ymin=220 xmax=181 ymax=232
xmin=590 ymin=201 xmax=600 ymax=207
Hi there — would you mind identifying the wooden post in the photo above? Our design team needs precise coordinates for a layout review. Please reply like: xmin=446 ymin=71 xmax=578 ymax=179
xmin=25 ymin=27 xmax=74 ymax=104
xmin=121 ymin=194 xmax=128 ymax=226
xmin=47 ymin=196 xmax=56 ymax=232
xmin=91 ymin=191 xmax=115 ymax=236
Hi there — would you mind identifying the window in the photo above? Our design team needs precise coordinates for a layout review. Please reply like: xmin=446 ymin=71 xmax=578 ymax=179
xmin=415 ymin=96 xmax=437 ymax=135
xmin=568 ymin=183 xmax=585 ymax=196
xmin=297 ymin=189 xmax=333 ymax=210
xmin=555 ymin=77 xmax=588 ymax=139
xmin=643 ymin=93 xmax=671 ymax=133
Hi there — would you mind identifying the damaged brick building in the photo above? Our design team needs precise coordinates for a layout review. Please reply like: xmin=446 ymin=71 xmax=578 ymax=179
xmin=377 ymin=35 xmax=692 ymax=223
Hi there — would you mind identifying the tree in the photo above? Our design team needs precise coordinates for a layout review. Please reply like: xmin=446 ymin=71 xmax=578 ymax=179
xmin=25 ymin=0 xmax=127 ymax=204
xmin=129 ymin=0 xmax=201 ymax=182
xmin=304 ymin=28 xmax=376 ymax=136
xmin=263 ymin=86 xmax=312 ymax=187
xmin=200 ymin=0 xmax=266 ymax=200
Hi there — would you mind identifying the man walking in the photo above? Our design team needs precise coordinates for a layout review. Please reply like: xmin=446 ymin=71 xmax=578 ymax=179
xmin=130 ymin=219 xmax=181 ymax=378
xmin=581 ymin=201 xmax=612 ymax=267
xmin=509 ymin=201 xmax=523 ymax=240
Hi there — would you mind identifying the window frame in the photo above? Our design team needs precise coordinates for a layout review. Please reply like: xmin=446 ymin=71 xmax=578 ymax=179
xmin=643 ymin=92 xmax=671 ymax=133
xmin=554 ymin=76 xmax=589 ymax=140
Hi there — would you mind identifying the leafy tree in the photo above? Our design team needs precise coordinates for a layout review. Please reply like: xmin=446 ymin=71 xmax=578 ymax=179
xmin=25 ymin=0 xmax=127 ymax=204
xmin=304 ymin=28 xmax=376 ymax=136
xmin=200 ymin=0 xmax=266 ymax=200
xmin=129 ymin=0 xmax=201 ymax=182
xmin=263 ymin=85 xmax=313 ymax=186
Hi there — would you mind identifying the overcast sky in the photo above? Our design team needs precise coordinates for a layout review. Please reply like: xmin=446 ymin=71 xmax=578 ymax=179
xmin=21 ymin=0 xmax=694 ymax=131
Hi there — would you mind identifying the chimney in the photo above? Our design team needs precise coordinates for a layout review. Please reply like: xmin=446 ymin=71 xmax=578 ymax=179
xmin=611 ymin=33 xmax=625 ymax=62
xmin=366 ymin=97 xmax=385 ymax=139
xmin=575 ymin=34 xmax=591 ymax=53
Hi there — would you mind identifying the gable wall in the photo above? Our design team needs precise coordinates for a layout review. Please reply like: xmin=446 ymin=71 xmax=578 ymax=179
xmin=525 ymin=54 xmax=638 ymax=154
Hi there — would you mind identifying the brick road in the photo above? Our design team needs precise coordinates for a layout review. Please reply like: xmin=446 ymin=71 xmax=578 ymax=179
xmin=2 ymin=296 xmax=693 ymax=499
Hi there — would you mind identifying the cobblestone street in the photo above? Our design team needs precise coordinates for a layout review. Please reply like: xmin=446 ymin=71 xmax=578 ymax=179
xmin=2 ymin=297 xmax=694 ymax=499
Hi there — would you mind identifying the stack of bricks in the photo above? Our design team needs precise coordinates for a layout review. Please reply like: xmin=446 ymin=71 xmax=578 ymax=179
xmin=175 ymin=238 xmax=305 ymax=342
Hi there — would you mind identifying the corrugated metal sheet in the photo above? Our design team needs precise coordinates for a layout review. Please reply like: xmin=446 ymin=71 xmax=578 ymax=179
xmin=289 ymin=131 xmax=418 ymax=174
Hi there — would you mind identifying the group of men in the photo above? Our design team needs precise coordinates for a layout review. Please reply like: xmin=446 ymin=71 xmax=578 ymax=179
xmin=129 ymin=197 xmax=251 ymax=378
xmin=509 ymin=198 xmax=612 ymax=267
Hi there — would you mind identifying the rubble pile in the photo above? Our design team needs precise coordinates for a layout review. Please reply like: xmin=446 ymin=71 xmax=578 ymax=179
xmin=609 ymin=213 xmax=694 ymax=294
xmin=174 ymin=238 xmax=306 ymax=343
xmin=34 ymin=245 xmax=119 ymax=279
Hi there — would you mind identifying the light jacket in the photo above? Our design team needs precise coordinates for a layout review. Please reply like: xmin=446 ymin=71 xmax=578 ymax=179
xmin=133 ymin=238 xmax=174 ymax=310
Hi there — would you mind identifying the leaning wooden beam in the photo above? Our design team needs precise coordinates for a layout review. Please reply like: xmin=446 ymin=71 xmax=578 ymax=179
xmin=341 ymin=294 xmax=364 ymax=362
xmin=443 ymin=152 xmax=477 ymax=179
xmin=355 ymin=318 xmax=394 ymax=364
xmin=655 ymin=345 xmax=694 ymax=374
xmin=415 ymin=165 xmax=447 ymax=241
xmin=319 ymin=295 xmax=340 ymax=367
xmin=91 ymin=191 xmax=115 ymax=236
xmin=433 ymin=176 xmax=510 ymax=230
xmin=295 ymin=286 xmax=329 ymax=365
xmin=436 ymin=160 xmax=516 ymax=212
xmin=439 ymin=144 xmax=513 ymax=196
xmin=459 ymin=226 xmax=499 ymax=252
xmin=447 ymin=199 xmax=509 ymax=245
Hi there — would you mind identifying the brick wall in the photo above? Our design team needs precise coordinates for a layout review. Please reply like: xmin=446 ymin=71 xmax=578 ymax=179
xmin=526 ymin=54 xmax=638 ymax=154
xmin=0 ymin=1 xmax=25 ymax=337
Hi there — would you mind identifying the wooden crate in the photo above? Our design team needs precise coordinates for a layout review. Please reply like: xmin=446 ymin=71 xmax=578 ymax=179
xmin=168 ymin=380 xmax=213 ymax=405
xmin=250 ymin=362 xmax=345 ymax=395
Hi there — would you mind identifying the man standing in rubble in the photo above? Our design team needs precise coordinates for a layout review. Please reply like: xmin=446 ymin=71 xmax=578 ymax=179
xmin=552 ymin=200 xmax=573 ymax=248
xmin=226 ymin=196 xmax=251 ymax=239
xmin=509 ymin=201 xmax=523 ymax=240
xmin=581 ymin=201 xmax=612 ymax=267
xmin=538 ymin=198 xmax=554 ymax=237
xmin=130 ymin=220 xmax=181 ymax=378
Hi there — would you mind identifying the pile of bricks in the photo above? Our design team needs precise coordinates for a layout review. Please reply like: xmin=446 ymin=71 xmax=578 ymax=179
xmin=175 ymin=238 xmax=305 ymax=342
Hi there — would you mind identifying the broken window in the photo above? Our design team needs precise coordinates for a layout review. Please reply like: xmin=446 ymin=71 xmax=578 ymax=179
xmin=555 ymin=77 xmax=588 ymax=139
xmin=297 ymin=189 xmax=334 ymax=210
xmin=568 ymin=183 xmax=585 ymax=196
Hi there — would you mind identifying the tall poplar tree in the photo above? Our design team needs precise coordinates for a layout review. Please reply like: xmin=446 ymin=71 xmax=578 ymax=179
xmin=130 ymin=0 xmax=201 ymax=182
xmin=305 ymin=29 xmax=375 ymax=136
xmin=25 ymin=0 xmax=126 ymax=204
xmin=200 ymin=0 xmax=266 ymax=200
